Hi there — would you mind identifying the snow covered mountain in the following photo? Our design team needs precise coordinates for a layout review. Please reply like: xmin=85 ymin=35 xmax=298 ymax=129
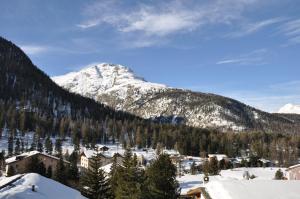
xmin=278 ymin=103 xmax=300 ymax=114
xmin=52 ymin=63 xmax=300 ymax=132
xmin=52 ymin=63 xmax=167 ymax=110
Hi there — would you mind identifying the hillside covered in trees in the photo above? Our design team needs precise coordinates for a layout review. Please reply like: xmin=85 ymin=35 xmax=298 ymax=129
xmin=0 ymin=36 xmax=300 ymax=167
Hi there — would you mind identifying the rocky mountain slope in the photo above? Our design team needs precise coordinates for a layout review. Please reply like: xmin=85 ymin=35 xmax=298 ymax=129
xmin=53 ymin=63 xmax=300 ymax=132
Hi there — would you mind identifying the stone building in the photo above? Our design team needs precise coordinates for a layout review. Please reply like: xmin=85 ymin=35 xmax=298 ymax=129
xmin=5 ymin=151 xmax=69 ymax=176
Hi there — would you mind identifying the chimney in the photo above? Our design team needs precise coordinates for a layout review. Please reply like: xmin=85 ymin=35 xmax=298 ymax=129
xmin=32 ymin=185 xmax=36 ymax=192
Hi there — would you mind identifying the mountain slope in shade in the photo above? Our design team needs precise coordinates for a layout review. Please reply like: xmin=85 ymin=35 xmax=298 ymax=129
xmin=0 ymin=36 xmax=138 ymax=129
xmin=52 ymin=63 xmax=300 ymax=133
xmin=278 ymin=103 xmax=300 ymax=114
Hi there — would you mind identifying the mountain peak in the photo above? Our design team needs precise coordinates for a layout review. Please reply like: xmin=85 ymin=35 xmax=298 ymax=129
xmin=52 ymin=63 xmax=167 ymax=102
xmin=278 ymin=103 xmax=300 ymax=114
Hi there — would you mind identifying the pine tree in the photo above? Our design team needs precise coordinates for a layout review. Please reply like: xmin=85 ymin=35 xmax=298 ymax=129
xmin=55 ymin=138 xmax=62 ymax=155
xmin=8 ymin=135 xmax=14 ymax=156
xmin=54 ymin=156 xmax=67 ymax=184
xmin=144 ymin=154 xmax=179 ymax=199
xmin=46 ymin=166 xmax=53 ymax=178
xmin=208 ymin=156 xmax=219 ymax=175
xmin=45 ymin=136 xmax=53 ymax=154
xmin=190 ymin=161 xmax=197 ymax=175
xmin=26 ymin=155 xmax=46 ymax=176
xmin=115 ymin=148 xmax=143 ymax=199
xmin=109 ymin=154 xmax=119 ymax=198
xmin=80 ymin=149 xmax=111 ymax=199
xmin=15 ymin=138 xmax=20 ymax=155
xmin=67 ymin=151 xmax=79 ymax=181
xmin=37 ymin=139 xmax=43 ymax=152
xmin=275 ymin=169 xmax=284 ymax=180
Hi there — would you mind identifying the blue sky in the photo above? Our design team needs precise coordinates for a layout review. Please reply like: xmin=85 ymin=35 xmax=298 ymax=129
xmin=1 ymin=0 xmax=300 ymax=112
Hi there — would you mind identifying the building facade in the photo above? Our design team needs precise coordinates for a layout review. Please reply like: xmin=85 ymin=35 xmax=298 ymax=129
xmin=5 ymin=151 xmax=69 ymax=176
xmin=286 ymin=164 xmax=300 ymax=180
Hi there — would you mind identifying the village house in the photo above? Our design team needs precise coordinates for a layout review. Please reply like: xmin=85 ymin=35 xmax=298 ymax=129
xmin=80 ymin=149 xmax=123 ymax=170
xmin=180 ymin=187 xmax=210 ymax=199
xmin=5 ymin=151 xmax=69 ymax=176
xmin=208 ymin=154 xmax=228 ymax=161
xmin=286 ymin=164 xmax=300 ymax=180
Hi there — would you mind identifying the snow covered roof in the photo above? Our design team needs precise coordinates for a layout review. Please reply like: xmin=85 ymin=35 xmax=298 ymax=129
xmin=208 ymin=154 xmax=228 ymax=161
xmin=5 ymin=151 xmax=69 ymax=164
xmin=0 ymin=173 xmax=87 ymax=199
xmin=5 ymin=151 xmax=40 ymax=164
xmin=206 ymin=180 xmax=300 ymax=199
xmin=286 ymin=164 xmax=300 ymax=171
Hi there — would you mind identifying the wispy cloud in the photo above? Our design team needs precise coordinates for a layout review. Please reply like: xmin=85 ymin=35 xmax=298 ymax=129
xmin=20 ymin=45 xmax=48 ymax=55
xmin=221 ymin=90 xmax=300 ymax=113
xmin=280 ymin=19 xmax=300 ymax=45
xmin=227 ymin=17 xmax=285 ymax=38
xmin=216 ymin=49 xmax=268 ymax=65
xmin=77 ymin=0 xmax=261 ymax=47
xmin=269 ymin=80 xmax=300 ymax=93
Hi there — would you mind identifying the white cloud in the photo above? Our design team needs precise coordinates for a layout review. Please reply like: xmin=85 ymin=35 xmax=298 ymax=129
xmin=216 ymin=49 xmax=268 ymax=65
xmin=280 ymin=19 xmax=300 ymax=44
xmin=78 ymin=0 xmax=260 ymax=39
xmin=269 ymin=80 xmax=300 ymax=93
xmin=20 ymin=45 xmax=48 ymax=55
xmin=228 ymin=17 xmax=285 ymax=38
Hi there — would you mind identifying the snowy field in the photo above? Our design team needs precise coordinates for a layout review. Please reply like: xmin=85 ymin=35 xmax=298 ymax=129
xmin=178 ymin=167 xmax=300 ymax=199
xmin=206 ymin=180 xmax=300 ymax=199
xmin=0 ymin=173 xmax=86 ymax=199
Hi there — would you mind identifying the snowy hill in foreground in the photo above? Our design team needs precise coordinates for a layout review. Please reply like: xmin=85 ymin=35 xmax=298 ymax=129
xmin=0 ymin=173 xmax=86 ymax=199
xmin=278 ymin=103 xmax=300 ymax=114
xmin=53 ymin=63 xmax=300 ymax=132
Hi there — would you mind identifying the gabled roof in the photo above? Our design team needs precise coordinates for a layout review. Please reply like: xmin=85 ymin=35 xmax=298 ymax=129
xmin=286 ymin=164 xmax=300 ymax=171
xmin=5 ymin=151 xmax=69 ymax=164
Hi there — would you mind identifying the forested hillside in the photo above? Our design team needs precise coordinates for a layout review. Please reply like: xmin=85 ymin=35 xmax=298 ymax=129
xmin=0 ymin=36 xmax=300 ymax=166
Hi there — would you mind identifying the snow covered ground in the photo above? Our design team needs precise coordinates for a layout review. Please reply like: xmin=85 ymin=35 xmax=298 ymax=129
xmin=0 ymin=173 xmax=86 ymax=199
xmin=178 ymin=167 xmax=300 ymax=199
xmin=206 ymin=180 xmax=300 ymax=199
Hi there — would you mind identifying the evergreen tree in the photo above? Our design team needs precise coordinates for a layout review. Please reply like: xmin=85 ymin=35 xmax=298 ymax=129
xmin=8 ymin=135 xmax=14 ymax=156
xmin=45 ymin=136 xmax=53 ymax=154
xmin=202 ymin=160 xmax=210 ymax=176
xmin=209 ymin=157 xmax=219 ymax=175
xmin=67 ymin=151 xmax=79 ymax=181
xmin=54 ymin=156 xmax=67 ymax=184
xmin=190 ymin=161 xmax=197 ymax=175
xmin=26 ymin=155 xmax=46 ymax=176
xmin=115 ymin=148 xmax=143 ymax=199
xmin=46 ymin=166 xmax=53 ymax=178
xmin=275 ymin=169 xmax=284 ymax=180
xmin=15 ymin=138 xmax=20 ymax=155
xmin=80 ymin=149 xmax=111 ymax=199
xmin=109 ymin=154 xmax=119 ymax=198
xmin=37 ymin=139 xmax=43 ymax=152
xmin=0 ymin=151 xmax=5 ymax=170
xmin=55 ymin=138 xmax=62 ymax=155
xmin=144 ymin=154 xmax=179 ymax=199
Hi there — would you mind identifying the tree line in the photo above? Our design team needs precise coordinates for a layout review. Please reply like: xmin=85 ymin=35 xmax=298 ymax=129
xmin=80 ymin=148 xmax=179 ymax=199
